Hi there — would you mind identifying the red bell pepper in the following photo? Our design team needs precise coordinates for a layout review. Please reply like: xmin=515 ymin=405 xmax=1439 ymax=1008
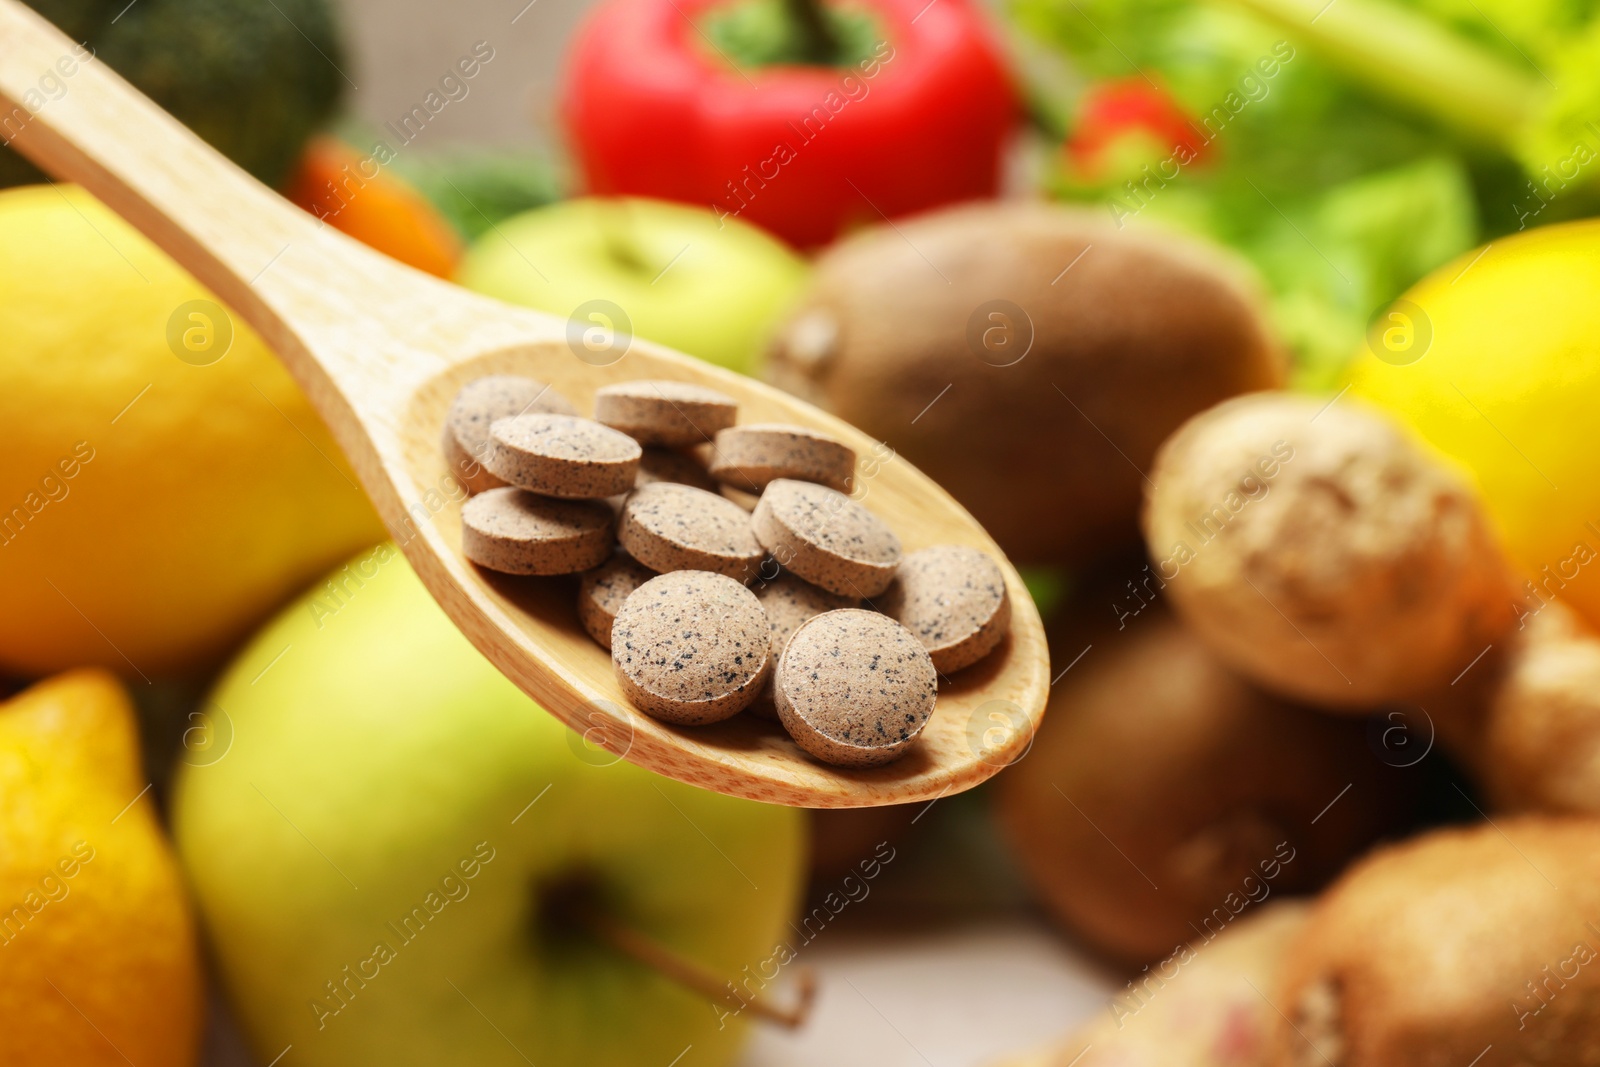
xmin=560 ymin=0 xmax=1020 ymax=249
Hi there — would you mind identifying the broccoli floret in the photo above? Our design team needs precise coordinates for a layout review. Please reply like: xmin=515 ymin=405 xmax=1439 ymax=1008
xmin=2 ymin=0 xmax=347 ymax=189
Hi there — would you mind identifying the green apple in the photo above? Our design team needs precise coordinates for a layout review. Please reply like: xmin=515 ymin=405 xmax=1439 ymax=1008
xmin=172 ymin=544 xmax=807 ymax=1067
xmin=454 ymin=197 xmax=809 ymax=375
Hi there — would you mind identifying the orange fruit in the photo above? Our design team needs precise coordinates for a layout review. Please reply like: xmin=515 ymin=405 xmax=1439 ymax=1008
xmin=285 ymin=137 xmax=463 ymax=277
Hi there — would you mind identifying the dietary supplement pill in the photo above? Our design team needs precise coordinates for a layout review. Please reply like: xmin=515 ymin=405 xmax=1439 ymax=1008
xmin=882 ymin=544 xmax=1011 ymax=673
xmin=461 ymin=488 xmax=615 ymax=575
xmin=611 ymin=570 xmax=771 ymax=724
xmin=594 ymin=379 xmax=738 ymax=446
xmin=442 ymin=375 xmax=577 ymax=493
xmin=709 ymin=423 xmax=856 ymax=493
xmin=775 ymin=609 xmax=938 ymax=767
xmin=485 ymin=413 xmax=641 ymax=499
xmin=752 ymin=479 xmax=902 ymax=597
xmin=618 ymin=482 xmax=765 ymax=583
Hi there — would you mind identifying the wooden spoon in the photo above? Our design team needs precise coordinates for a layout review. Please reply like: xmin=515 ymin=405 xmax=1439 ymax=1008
xmin=0 ymin=0 xmax=1048 ymax=807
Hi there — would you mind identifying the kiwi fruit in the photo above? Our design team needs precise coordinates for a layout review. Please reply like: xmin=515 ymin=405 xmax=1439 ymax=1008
xmin=1143 ymin=392 xmax=1516 ymax=710
xmin=997 ymin=902 xmax=1309 ymax=1067
xmin=765 ymin=201 xmax=1283 ymax=566
xmin=1272 ymin=818 xmax=1600 ymax=1066
xmin=1464 ymin=604 xmax=1600 ymax=815
xmin=806 ymin=803 xmax=921 ymax=883
xmin=994 ymin=609 xmax=1412 ymax=966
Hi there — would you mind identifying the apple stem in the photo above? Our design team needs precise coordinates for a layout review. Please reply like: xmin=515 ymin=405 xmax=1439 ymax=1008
xmin=597 ymin=200 xmax=651 ymax=275
xmin=578 ymin=905 xmax=817 ymax=1028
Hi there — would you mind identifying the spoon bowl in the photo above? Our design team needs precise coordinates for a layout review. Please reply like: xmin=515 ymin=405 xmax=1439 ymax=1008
xmin=0 ymin=0 xmax=1049 ymax=806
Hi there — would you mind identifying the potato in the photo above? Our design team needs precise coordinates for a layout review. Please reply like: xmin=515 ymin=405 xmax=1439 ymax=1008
xmin=1143 ymin=392 xmax=1515 ymax=709
xmin=994 ymin=610 xmax=1412 ymax=965
xmin=766 ymin=202 xmax=1283 ymax=566
xmin=1271 ymin=818 xmax=1600 ymax=1066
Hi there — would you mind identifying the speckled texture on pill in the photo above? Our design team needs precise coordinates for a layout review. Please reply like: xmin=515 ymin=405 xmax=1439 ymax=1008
xmin=611 ymin=570 xmax=772 ymax=724
xmin=461 ymin=488 xmax=615 ymax=575
xmin=619 ymin=482 xmax=765 ymax=583
xmin=577 ymin=553 xmax=656 ymax=650
xmin=746 ymin=574 xmax=859 ymax=720
xmin=881 ymin=545 xmax=1011 ymax=674
xmin=774 ymin=609 xmax=938 ymax=767
xmin=485 ymin=413 xmax=641 ymax=498
xmin=442 ymin=375 xmax=577 ymax=494
xmin=751 ymin=479 xmax=903 ymax=597
xmin=710 ymin=423 xmax=857 ymax=493
xmin=594 ymin=379 xmax=738 ymax=446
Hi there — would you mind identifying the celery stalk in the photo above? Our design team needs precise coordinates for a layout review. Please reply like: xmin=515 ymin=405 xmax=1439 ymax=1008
xmin=1219 ymin=0 xmax=1543 ymax=146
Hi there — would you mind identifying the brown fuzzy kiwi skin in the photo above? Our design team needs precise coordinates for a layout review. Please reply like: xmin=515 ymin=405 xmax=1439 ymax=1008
xmin=1270 ymin=818 xmax=1600 ymax=1067
xmin=994 ymin=607 xmax=1413 ymax=968
xmin=1008 ymin=902 xmax=1309 ymax=1067
xmin=1471 ymin=604 xmax=1600 ymax=816
xmin=1143 ymin=392 xmax=1517 ymax=711
xmin=764 ymin=201 xmax=1284 ymax=567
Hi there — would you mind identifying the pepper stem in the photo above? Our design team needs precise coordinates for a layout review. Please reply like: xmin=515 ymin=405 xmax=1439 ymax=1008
xmin=782 ymin=0 xmax=842 ymax=66
xmin=577 ymin=903 xmax=817 ymax=1028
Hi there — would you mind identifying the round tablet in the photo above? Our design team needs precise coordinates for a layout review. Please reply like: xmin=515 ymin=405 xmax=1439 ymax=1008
xmin=746 ymin=574 xmax=859 ymax=720
xmin=751 ymin=479 xmax=903 ymax=597
xmin=774 ymin=609 xmax=938 ymax=767
xmin=618 ymin=482 xmax=765 ymax=583
xmin=485 ymin=413 xmax=641 ymax=499
xmin=710 ymin=423 xmax=857 ymax=493
xmin=441 ymin=375 xmax=577 ymax=494
xmin=881 ymin=545 xmax=1011 ymax=674
xmin=611 ymin=570 xmax=771 ymax=724
xmin=461 ymin=488 xmax=614 ymax=575
xmin=594 ymin=380 xmax=738 ymax=446
xmin=577 ymin=553 xmax=656 ymax=650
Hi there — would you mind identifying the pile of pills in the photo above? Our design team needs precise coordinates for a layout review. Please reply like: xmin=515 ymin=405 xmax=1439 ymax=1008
xmin=443 ymin=374 xmax=1012 ymax=768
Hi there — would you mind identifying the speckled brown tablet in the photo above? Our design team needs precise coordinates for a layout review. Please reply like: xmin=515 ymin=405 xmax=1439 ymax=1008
xmin=746 ymin=574 xmax=859 ymax=720
xmin=442 ymin=375 xmax=577 ymax=493
xmin=751 ymin=479 xmax=903 ymax=597
xmin=710 ymin=423 xmax=857 ymax=493
xmin=611 ymin=570 xmax=771 ymax=724
xmin=577 ymin=553 xmax=656 ymax=650
xmin=594 ymin=380 xmax=738 ymax=446
xmin=774 ymin=609 xmax=938 ymax=767
xmin=881 ymin=545 xmax=1011 ymax=674
xmin=461 ymin=488 xmax=614 ymax=575
xmin=484 ymin=413 xmax=641 ymax=498
xmin=619 ymin=482 xmax=765 ymax=583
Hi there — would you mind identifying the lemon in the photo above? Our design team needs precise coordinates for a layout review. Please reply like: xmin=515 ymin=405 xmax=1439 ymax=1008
xmin=0 ymin=670 xmax=203 ymax=1066
xmin=1347 ymin=219 xmax=1600 ymax=628
xmin=0 ymin=185 xmax=384 ymax=678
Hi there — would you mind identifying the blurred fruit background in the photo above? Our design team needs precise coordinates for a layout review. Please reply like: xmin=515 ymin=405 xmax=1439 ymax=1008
xmin=5 ymin=0 xmax=1600 ymax=1062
